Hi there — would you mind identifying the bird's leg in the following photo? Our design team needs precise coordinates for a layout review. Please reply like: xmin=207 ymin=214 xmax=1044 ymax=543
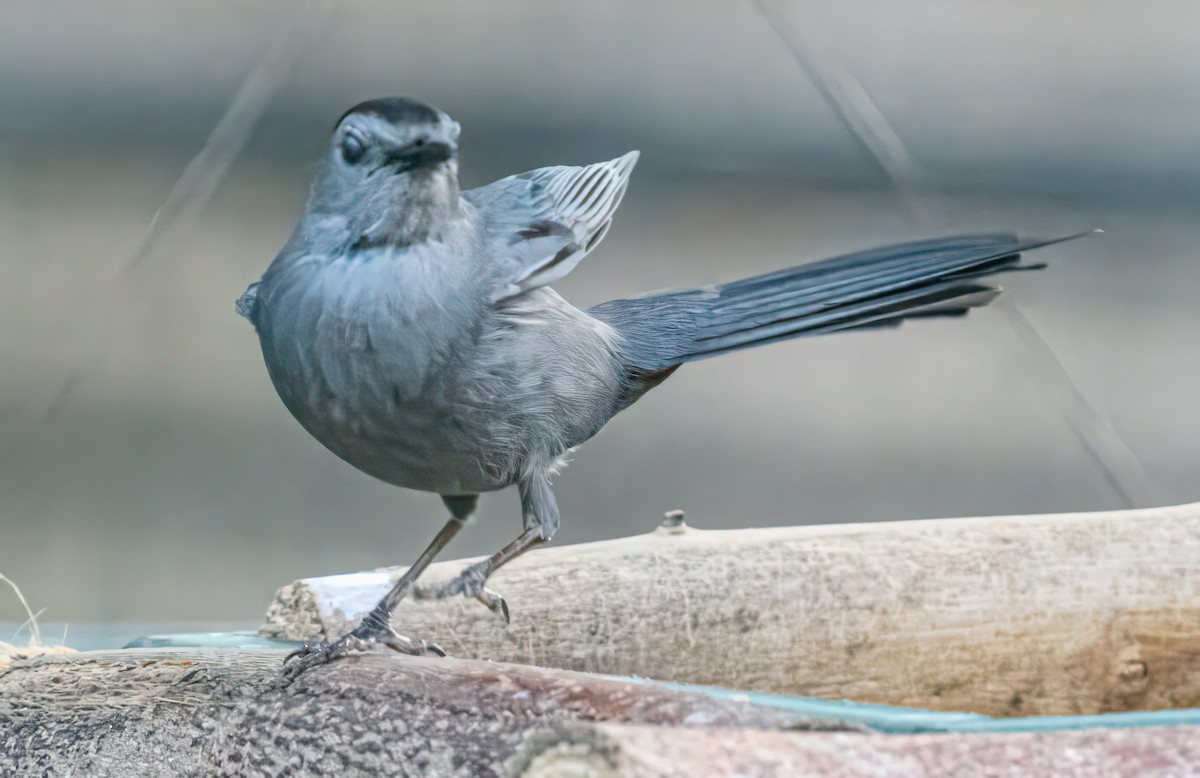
xmin=414 ymin=472 xmax=559 ymax=623
xmin=280 ymin=494 xmax=477 ymax=682
xmin=414 ymin=527 xmax=543 ymax=622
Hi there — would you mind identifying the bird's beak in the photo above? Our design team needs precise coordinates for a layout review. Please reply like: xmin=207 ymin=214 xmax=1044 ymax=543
xmin=384 ymin=131 xmax=457 ymax=171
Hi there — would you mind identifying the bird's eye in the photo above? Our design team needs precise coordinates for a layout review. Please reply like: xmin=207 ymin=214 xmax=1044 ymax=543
xmin=340 ymin=133 xmax=366 ymax=165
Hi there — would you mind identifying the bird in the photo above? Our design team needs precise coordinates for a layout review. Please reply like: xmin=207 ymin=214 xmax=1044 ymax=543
xmin=237 ymin=96 xmax=1089 ymax=676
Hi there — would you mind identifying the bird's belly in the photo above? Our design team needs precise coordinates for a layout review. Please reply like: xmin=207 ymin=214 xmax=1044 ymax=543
xmin=271 ymin=349 xmax=512 ymax=494
xmin=303 ymin=389 xmax=505 ymax=494
xmin=257 ymin=254 xmax=509 ymax=494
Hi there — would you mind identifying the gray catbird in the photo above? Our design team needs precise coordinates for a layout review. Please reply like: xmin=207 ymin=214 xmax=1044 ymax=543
xmin=238 ymin=97 xmax=1087 ymax=674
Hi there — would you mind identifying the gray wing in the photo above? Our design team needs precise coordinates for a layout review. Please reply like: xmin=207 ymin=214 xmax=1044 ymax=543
xmin=464 ymin=151 xmax=639 ymax=302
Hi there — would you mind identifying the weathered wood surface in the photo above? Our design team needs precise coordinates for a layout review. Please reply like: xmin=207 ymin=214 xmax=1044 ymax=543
xmin=518 ymin=722 xmax=1200 ymax=777
xmin=262 ymin=502 xmax=1200 ymax=717
xmin=0 ymin=648 xmax=841 ymax=777
xmin=3 ymin=649 xmax=1197 ymax=778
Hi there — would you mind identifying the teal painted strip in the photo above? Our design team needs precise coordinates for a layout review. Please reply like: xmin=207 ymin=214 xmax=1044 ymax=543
xmin=124 ymin=631 xmax=302 ymax=650
xmin=637 ymin=679 xmax=1200 ymax=733
xmin=941 ymin=708 xmax=1200 ymax=733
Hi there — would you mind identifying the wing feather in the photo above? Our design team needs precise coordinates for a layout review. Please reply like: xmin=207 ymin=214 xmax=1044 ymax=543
xmin=465 ymin=151 xmax=639 ymax=301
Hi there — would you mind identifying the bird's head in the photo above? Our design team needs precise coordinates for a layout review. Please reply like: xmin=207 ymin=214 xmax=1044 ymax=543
xmin=331 ymin=97 xmax=459 ymax=178
xmin=309 ymin=97 xmax=463 ymax=245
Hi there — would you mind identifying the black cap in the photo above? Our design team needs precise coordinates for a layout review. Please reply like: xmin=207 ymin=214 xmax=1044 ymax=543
xmin=335 ymin=97 xmax=443 ymax=129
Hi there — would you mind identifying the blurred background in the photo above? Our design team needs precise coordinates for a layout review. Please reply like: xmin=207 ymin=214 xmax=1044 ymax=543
xmin=2 ymin=1 xmax=1197 ymax=639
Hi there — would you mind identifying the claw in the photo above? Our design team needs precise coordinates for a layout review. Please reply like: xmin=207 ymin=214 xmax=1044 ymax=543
xmin=377 ymin=625 xmax=445 ymax=657
xmin=413 ymin=563 xmax=512 ymax=622
xmin=277 ymin=622 xmax=445 ymax=685
xmin=283 ymin=642 xmax=323 ymax=665
xmin=279 ymin=642 xmax=336 ymax=685
xmin=476 ymin=588 xmax=510 ymax=624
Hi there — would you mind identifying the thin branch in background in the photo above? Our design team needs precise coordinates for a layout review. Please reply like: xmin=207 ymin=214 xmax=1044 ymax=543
xmin=752 ymin=0 xmax=1160 ymax=508
xmin=20 ymin=6 xmax=326 ymax=436
xmin=997 ymin=296 xmax=1157 ymax=507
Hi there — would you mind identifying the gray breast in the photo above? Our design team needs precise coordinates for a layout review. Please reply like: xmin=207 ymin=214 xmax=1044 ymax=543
xmin=254 ymin=247 xmax=497 ymax=493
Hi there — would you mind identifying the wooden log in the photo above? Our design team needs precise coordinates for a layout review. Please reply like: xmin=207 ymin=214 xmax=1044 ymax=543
xmin=261 ymin=502 xmax=1200 ymax=718
xmin=4 ymin=649 xmax=1195 ymax=777
xmin=0 ymin=648 xmax=840 ymax=777
xmin=515 ymin=722 xmax=1200 ymax=777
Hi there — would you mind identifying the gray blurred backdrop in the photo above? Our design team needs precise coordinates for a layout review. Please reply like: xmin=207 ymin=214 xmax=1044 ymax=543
xmin=2 ymin=1 xmax=1198 ymax=628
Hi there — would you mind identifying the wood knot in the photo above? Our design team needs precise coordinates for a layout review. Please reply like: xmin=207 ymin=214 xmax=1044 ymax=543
xmin=656 ymin=509 xmax=688 ymax=535
xmin=1118 ymin=660 xmax=1148 ymax=681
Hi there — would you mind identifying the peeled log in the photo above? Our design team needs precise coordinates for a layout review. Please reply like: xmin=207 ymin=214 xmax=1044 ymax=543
xmin=261 ymin=502 xmax=1200 ymax=717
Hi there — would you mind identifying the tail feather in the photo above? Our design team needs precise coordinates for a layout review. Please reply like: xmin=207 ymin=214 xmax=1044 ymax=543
xmin=590 ymin=231 xmax=1093 ymax=373
xmin=685 ymin=280 xmax=1001 ymax=359
xmin=710 ymin=233 xmax=1013 ymax=310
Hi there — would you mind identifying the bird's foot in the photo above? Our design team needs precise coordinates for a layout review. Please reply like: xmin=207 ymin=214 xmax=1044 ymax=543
xmin=279 ymin=620 xmax=444 ymax=684
xmin=414 ymin=561 xmax=509 ymax=623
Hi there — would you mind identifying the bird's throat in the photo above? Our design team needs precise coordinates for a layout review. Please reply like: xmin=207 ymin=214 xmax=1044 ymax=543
xmin=352 ymin=165 xmax=462 ymax=250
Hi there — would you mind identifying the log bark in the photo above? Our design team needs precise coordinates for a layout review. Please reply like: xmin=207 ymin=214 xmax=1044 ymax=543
xmin=515 ymin=722 xmax=1200 ymax=777
xmin=4 ymin=649 xmax=1196 ymax=778
xmin=261 ymin=502 xmax=1200 ymax=717
xmin=0 ymin=648 xmax=839 ymax=777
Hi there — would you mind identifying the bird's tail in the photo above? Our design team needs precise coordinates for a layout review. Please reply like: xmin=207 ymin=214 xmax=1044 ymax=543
xmin=590 ymin=232 xmax=1092 ymax=378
